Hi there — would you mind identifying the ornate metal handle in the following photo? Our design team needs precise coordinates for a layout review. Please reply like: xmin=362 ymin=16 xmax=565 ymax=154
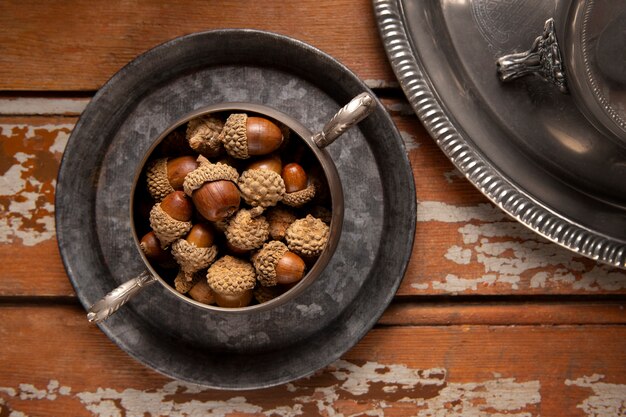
xmin=496 ymin=18 xmax=568 ymax=94
xmin=313 ymin=92 xmax=376 ymax=148
xmin=87 ymin=270 xmax=157 ymax=324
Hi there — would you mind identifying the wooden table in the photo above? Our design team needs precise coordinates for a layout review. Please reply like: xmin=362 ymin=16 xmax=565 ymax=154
xmin=1 ymin=1 xmax=625 ymax=416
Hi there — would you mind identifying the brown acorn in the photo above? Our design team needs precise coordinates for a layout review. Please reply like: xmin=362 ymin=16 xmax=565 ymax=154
xmin=192 ymin=180 xmax=240 ymax=222
xmin=214 ymin=289 xmax=254 ymax=308
xmin=139 ymin=231 xmax=177 ymax=269
xmin=166 ymin=156 xmax=199 ymax=190
xmin=282 ymin=163 xmax=308 ymax=193
xmin=247 ymin=154 xmax=282 ymax=174
xmin=185 ymin=222 xmax=215 ymax=248
xmin=221 ymin=114 xmax=283 ymax=159
xmin=160 ymin=191 xmax=193 ymax=222
xmin=188 ymin=279 xmax=216 ymax=305
xmin=274 ymin=251 xmax=306 ymax=284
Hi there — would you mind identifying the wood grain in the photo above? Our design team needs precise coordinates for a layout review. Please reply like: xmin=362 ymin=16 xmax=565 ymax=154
xmin=1 ymin=113 xmax=626 ymax=298
xmin=0 ymin=0 xmax=395 ymax=91
xmin=0 ymin=305 xmax=625 ymax=417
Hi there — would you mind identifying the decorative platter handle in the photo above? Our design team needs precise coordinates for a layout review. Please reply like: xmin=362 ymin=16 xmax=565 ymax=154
xmin=87 ymin=270 xmax=157 ymax=323
xmin=496 ymin=18 xmax=568 ymax=94
xmin=312 ymin=92 xmax=376 ymax=148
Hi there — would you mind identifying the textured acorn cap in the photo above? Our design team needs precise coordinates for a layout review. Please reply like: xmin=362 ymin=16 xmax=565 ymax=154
xmin=252 ymin=240 xmax=289 ymax=286
xmin=225 ymin=209 xmax=269 ymax=251
xmin=282 ymin=183 xmax=316 ymax=208
xmin=266 ymin=206 xmax=297 ymax=241
xmin=253 ymin=284 xmax=284 ymax=304
xmin=149 ymin=203 xmax=193 ymax=248
xmin=220 ymin=113 xmax=249 ymax=159
xmin=146 ymin=158 xmax=175 ymax=201
xmin=174 ymin=269 xmax=202 ymax=294
xmin=285 ymin=214 xmax=330 ymax=257
xmin=187 ymin=115 xmax=224 ymax=156
xmin=206 ymin=255 xmax=256 ymax=296
xmin=171 ymin=238 xmax=218 ymax=274
xmin=183 ymin=155 xmax=239 ymax=196
xmin=238 ymin=169 xmax=285 ymax=211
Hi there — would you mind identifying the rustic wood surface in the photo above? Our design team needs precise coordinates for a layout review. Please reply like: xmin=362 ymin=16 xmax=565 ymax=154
xmin=0 ymin=1 xmax=625 ymax=416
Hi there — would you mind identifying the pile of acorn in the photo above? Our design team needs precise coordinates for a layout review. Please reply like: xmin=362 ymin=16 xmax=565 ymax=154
xmin=134 ymin=111 xmax=332 ymax=308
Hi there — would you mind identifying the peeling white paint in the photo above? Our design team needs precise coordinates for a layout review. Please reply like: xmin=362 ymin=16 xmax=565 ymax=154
xmin=0 ymin=362 xmax=542 ymax=416
xmin=0 ymin=124 xmax=72 ymax=246
xmin=400 ymin=130 xmax=420 ymax=151
xmin=445 ymin=245 xmax=472 ymax=265
xmin=444 ymin=168 xmax=464 ymax=183
xmin=417 ymin=202 xmax=508 ymax=223
xmin=0 ymin=97 xmax=88 ymax=115
xmin=565 ymin=374 xmax=626 ymax=417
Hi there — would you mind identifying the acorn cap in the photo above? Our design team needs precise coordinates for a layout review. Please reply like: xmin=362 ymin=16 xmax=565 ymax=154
xmin=174 ymin=269 xmax=202 ymax=294
xmin=225 ymin=209 xmax=270 ymax=251
xmin=252 ymin=240 xmax=289 ymax=286
xmin=187 ymin=115 xmax=224 ymax=156
xmin=238 ymin=169 xmax=285 ymax=212
xmin=285 ymin=214 xmax=330 ymax=257
xmin=171 ymin=238 xmax=218 ymax=274
xmin=220 ymin=113 xmax=249 ymax=159
xmin=146 ymin=158 xmax=175 ymax=201
xmin=253 ymin=284 xmax=284 ymax=304
xmin=183 ymin=155 xmax=239 ymax=197
xmin=206 ymin=255 xmax=256 ymax=296
xmin=266 ymin=206 xmax=297 ymax=241
xmin=149 ymin=203 xmax=193 ymax=248
xmin=282 ymin=183 xmax=316 ymax=208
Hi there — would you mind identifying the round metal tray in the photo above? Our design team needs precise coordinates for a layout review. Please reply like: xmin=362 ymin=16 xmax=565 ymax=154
xmin=55 ymin=29 xmax=416 ymax=389
xmin=374 ymin=0 xmax=626 ymax=268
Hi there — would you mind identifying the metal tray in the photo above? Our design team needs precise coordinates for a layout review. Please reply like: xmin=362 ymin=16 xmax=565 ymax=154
xmin=55 ymin=29 xmax=416 ymax=389
xmin=374 ymin=0 xmax=626 ymax=267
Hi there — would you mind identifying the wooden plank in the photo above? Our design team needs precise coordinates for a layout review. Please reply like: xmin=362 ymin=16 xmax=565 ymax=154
xmin=2 ymin=114 xmax=626 ymax=297
xmin=379 ymin=300 xmax=626 ymax=326
xmin=1 ymin=305 xmax=625 ymax=416
xmin=0 ymin=0 xmax=396 ymax=91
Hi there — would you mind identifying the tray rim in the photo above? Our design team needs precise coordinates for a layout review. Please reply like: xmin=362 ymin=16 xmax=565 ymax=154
xmin=373 ymin=0 xmax=626 ymax=268
xmin=55 ymin=28 xmax=417 ymax=389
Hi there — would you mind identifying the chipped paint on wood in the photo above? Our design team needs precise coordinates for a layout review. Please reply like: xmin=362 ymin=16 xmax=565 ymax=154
xmin=0 ymin=360 xmax=542 ymax=416
xmin=400 ymin=130 xmax=420 ymax=151
xmin=0 ymin=98 xmax=89 ymax=116
xmin=0 ymin=123 xmax=71 ymax=246
xmin=364 ymin=79 xmax=399 ymax=89
xmin=412 ymin=202 xmax=626 ymax=293
xmin=565 ymin=375 xmax=626 ymax=417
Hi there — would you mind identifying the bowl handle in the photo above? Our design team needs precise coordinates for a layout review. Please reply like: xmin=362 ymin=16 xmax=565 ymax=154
xmin=312 ymin=92 xmax=376 ymax=148
xmin=86 ymin=270 xmax=157 ymax=324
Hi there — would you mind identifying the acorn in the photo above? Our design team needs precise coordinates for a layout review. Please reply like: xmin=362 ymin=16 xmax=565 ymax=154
xmin=183 ymin=156 xmax=240 ymax=222
xmin=252 ymin=240 xmax=306 ymax=286
xmin=206 ymin=255 xmax=256 ymax=301
xmin=266 ymin=206 xmax=297 ymax=241
xmin=281 ymin=162 xmax=315 ymax=208
xmin=139 ymin=231 xmax=177 ymax=269
xmin=149 ymin=191 xmax=193 ymax=248
xmin=285 ymin=214 xmax=330 ymax=258
xmin=186 ymin=115 xmax=224 ymax=158
xmin=237 ymin=167 xmax=285 ymax=216
xmin=214 ymin=289 xmax=254 ymax=308
xmin=174 ymin=269 xmax=202 ymax=294
xmin=220 ymin=114 xmax=283 ymax=159
xmin=224 ymin=209 xmax=270 ymax=252
xmin=171 ymin=223 xmax=218 ymax=276
xmin=146 ymin=156 xmax=199 ymax=200
xmin=247 ymin=154 xmax=282 ymax=175
xmin=188 ymin=279 xmax=216 ymax=305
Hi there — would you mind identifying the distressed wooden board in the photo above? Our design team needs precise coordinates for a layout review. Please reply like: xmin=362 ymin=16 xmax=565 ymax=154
xmin=1 ymin=112 xmax=626 ymax=297
xmin=0 ymin=305 xmax=625 ymax=417
xmin=0 ymin=0 xmax=396 ymax=91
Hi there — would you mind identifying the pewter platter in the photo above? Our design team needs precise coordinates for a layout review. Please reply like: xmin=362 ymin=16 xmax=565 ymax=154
xmin=374 ymin=0 xmax=626 ymax=267
xmin=55 ymin=29 xmax=416 ymax=389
